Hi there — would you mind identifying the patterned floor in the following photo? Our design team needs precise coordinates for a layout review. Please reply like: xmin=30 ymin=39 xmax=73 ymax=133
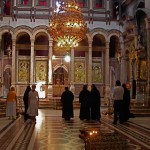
xmin=0 ymin=109 xmax=150 ymax=150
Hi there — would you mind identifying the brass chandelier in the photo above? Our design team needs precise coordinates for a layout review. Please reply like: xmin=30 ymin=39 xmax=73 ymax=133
xmin=49 ymin=0 xmax=88 ymax=48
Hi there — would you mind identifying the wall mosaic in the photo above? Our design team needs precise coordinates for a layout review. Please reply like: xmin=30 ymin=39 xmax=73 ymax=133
xmin=139 ymin=60 xmax=147 ymax=80
xmin=92 ymin=62 xmax=102 ymax=83
xmin=36 ymin=60 xmax=48 ymax=82
xmin=18 ymin=60 xmax=30 ymax=82
xmin=74 ymin=61 xmax=85 ymax=83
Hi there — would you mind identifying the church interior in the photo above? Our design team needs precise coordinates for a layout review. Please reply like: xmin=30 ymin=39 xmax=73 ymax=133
xmin=0 ymin=0 xmax=150 ymax=149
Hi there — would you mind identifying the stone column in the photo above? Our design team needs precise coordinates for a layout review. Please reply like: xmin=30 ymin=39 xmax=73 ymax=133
xmin=87 ymin=40 xmax=92 ymax=91
xmin=120 ymin=40 xmax=126 ymax=83
xmin=89 ymin=0 xmax=92 ymax=9
xmin=11 ymin=38 xmax=16 ymax=87
xmin=30 ymin=38 xmax=35 ymax=84
xmin=106 ymin=0 xmax=110 ymax=11
xmin=145 ymin=18 xmax=150 ymax=104
xmin=48 ymin=40 xmax=53 ymax=97
xmin=13 ymin=0 xmax=16 ymax=6
xmin=32 ymin=0 xmax=35 ymax=6
xmin=0 ymin=38 xmax=2 ymax=96
xmin=70 ymin=47 xmax=75 ymax=94
xmin=105 ymin=42 xmax=110 ymax=105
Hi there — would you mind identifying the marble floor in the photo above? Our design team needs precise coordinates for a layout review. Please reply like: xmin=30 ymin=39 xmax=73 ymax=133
xmin=0 ymin=108 xmax=150 ymax=150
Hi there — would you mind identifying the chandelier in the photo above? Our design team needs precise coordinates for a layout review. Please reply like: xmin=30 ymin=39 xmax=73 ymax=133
xmin=49 ymin=0 xmax=88 ymax=48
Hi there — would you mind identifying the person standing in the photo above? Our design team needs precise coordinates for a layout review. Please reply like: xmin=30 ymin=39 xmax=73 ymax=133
xmin=6 ymin=86 xmax=17 ymax=120
xmin=112 ymin=80 xmax=124 ymax=124
xmin=91 ymin=84 xmax=101 ymax=121
xmin=122 ymin=83 xmax=131 ymax=122
xmin=27 ymin=84 xmax=39 ymax=123
xmin=23 ymin=85 xmax=31 ymax=121
xmin=79 ymin=84 xmax=91 ymax=120
xmin=61 ymin=87 xmax=74 ymax=121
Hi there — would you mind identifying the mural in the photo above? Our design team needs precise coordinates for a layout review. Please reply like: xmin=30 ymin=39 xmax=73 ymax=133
xmin=18 ymin=60 xmax=30 ymax=82
xmin=92 ymin=62 xmax=102 ymax=83
xmin=140 ymin=60 xmax=147 ymax=80
xmin=74 ymin=61 xmax=85 ymax=83
xmin=53 ymin=67 xmax=68 ymax=85
xmin=36 ymin=60 xmax=47 ymax=82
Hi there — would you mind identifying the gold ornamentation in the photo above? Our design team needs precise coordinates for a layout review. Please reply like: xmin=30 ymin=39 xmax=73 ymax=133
xmin=74 ymin=62 xmax=85 ymax=83
xmin=18 ymin=60 xmax=30 ymax=82
xmin=49 ymin=0 xmax=88 ymax=48
xmin=92 ymin=62 xmax=102 ymax=83
xmin=36 ymin=61 xmax=47 ymax=82
xmin=140 ymin=60 xmax=147 ymax=80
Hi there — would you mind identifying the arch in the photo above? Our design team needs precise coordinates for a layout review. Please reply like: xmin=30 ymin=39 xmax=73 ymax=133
xmin=108 ymin=29 xmax=121 ymax=42
xmin=14 ymin=27 xmax=32 ymax=39
xmin=0 ymin=27 xmax=14 ymax=39
xmin=16 ymin=32 xmax=31 ymax=44
xmin=136 ymin=9 xmax=147 ymax=51
xmin=136 ymin=8 xmax=150 ymax=19
xmin=90 ymin=28 xmax=108 ymax=41
xmin=109 ymin=35 xmax=120 ymax=58
xmin=4 ymin=64 xmax=12 ymax=72
xmin=93 ymin=34 xmax=106 ymax=46
xmin=33 ymin=26 xmax=52 ymax=40
xmin=86 ymin=33 xmax=92 ymax=42
xmin=53 ymin=65 xmax=69 ymax=85
xmin=53 ymin=64 xmax=68 ymax=73
xmin=35 ymin=33 xmax=49 ymax=45
xmin=136 ymin=1 xmax=145 ymax=9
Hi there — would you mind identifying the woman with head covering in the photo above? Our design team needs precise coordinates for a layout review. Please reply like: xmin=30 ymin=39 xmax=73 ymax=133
xmin=6 ymin=86 xmax=17 ymax=120
xmin=27 ymin=84 xmax=39 ymax=123
xmin=23 ymin=85 xmax=31 ymax=121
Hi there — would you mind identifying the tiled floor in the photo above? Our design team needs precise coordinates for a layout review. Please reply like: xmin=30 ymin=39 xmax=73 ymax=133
xmin=0 ymin=108 xmax=150 ymax=150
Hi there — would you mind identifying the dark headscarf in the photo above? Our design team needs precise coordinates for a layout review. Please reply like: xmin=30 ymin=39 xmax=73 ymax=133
xmin=23 ymin=85 xmax=31 ymax=103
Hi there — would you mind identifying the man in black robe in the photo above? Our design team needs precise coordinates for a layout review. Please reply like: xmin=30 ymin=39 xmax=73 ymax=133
xmin=79 ymin=84 xmax=91 ymax=120
xmin=122 ymin=83 xmax=131 ymax=122
xmin=91 ymin=84 xmax=101 ymax=121
xmin=61 ymin=87 xmax=74 ymax=121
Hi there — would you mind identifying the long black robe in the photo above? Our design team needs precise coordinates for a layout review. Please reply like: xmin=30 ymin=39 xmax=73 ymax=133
xmin=79 ymin=89 xmax=91 ymax=120
xmin=23 ymin=86 xmax=31 ymax=120
xmin=61 ymin=89 xmax=74 ymax=120
xmin=123 ymin=87 xmax=131 ymax=121
xmin=91 ymin=87 xmax=101 ymax=120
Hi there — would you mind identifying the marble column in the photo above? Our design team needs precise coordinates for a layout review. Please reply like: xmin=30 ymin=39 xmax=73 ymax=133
xmin=48 ymin=40 xmax=53 ymax=97
xmin=106 ymin=0 xmax=110 ymax=11
xmin=89 ymin=0 xmax=92 ymax=9
xmin=30 ymin=38 xmax=35 ymax=84
xmin=87 ymin=40 xmax=92 ymax=91
xmin=11 ymin=38 xmax=16 ymax=87
xmin=105 ymin=42 xmax=110 ymax=105
xmin=70 ymin=47 xmax=75 ymax=94
xmin=13 ymin=0 xmax=16 ymax=6
xmin=0 ymin=38 xmax=2 ymax=96
xmin=32 ymin=0 xmax=35 ymax=6
xmin=145 ymin=18 xmax=150 ymax=104
xmin=120 ymin=40 xmax=126 ymax=83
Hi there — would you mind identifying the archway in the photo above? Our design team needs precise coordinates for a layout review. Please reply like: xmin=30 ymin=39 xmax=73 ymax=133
xmin=109 ymin=35 xmax=120 ymax=91
xmin=53 ymin=66 xmax=68 ymax=97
